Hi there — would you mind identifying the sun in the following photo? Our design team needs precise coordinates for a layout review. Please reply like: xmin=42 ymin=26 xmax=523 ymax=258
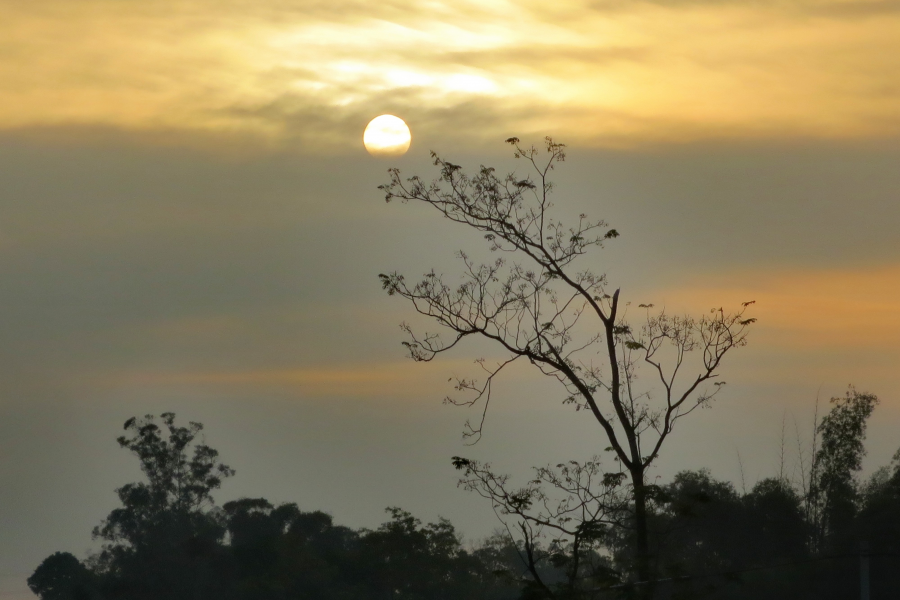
xmin=363 ymin=115 xmax=411 ymax=157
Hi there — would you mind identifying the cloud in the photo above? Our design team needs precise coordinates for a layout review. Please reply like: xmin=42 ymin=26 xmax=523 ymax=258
xmin=0 ymin=0 xmax=898 ymax=150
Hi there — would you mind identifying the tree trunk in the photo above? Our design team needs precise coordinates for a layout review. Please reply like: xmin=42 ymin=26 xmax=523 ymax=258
xmin=631 ymin=467 xmax=654 ymax=600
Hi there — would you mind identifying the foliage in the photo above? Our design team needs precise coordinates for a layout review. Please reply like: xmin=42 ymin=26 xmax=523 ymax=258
xmin=360 ymin=507 xmax=508 ymax=600
xmin=807 ymin=387 xmax=878 ymax=552
xmin=452 ymin=456 xmax=624 ymax=598
xmin=222 ymin=497 xmax=365 ymax=600
xmin=28 ymin=553 xmax=98 ymax=600
xmin=30 ymin=396 xmax=900 ymax=600
xmin=30 ymin=414 xmax=521 ymax=600
xmin=90 ymin=413 xmax=235 ymax=600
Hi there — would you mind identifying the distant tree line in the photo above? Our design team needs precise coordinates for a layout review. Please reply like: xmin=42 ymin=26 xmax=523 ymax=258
xmin=450 ymin=387 xmax=900 ymax=599
xmin=28 ymin=413 xmax=522 ymax=600
xmin=30 ymin=393 xmax=900 ymax=599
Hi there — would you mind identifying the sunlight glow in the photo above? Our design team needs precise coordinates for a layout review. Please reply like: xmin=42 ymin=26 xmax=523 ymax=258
xmin=363 ymin=115 xmax=412 ymax=156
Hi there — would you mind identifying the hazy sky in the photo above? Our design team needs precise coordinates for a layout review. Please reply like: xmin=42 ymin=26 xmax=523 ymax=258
xmin=2 ymin=1 xmax=900 ymax=598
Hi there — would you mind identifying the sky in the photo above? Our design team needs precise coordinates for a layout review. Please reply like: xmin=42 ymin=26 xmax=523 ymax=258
xmin=2 ymin=0 xmax=900 ymax=597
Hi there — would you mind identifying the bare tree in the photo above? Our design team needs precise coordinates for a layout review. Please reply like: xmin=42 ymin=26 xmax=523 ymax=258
xmin=379 ymin=137 xmax=755 ymax=595
xmin=452 ymin=456 xmax=628 ymax=598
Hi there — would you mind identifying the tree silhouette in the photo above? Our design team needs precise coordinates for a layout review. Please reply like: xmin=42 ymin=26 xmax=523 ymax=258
xmin=451 ymin=456 xmax=624 ymax=598
xmin=379 ymin=137 xmax=755 ymax=593
xmin=28 ymin=552 xmax=97 ymax=600
xmin=807 ymin=388 xmax=878 ymax=553
xmin=91 ymin=413 xmax=235 ymax=600
xmin=28 ymin=405 xmax=900 ymax=599
xmin=222 ymin=497 xmax=367 ymax=600
xmin=30 ymin=414 xmax=524 ymax=600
